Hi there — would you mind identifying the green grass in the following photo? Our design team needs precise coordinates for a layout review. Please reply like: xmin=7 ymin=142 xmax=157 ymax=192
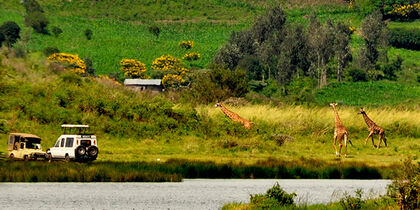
xmin=314 ymin=81 xmax=420 ymax=106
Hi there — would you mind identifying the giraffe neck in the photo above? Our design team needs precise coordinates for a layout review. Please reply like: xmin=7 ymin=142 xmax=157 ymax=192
xmin=332 ymin=106 xmax=343 ymax=125
xmin=220 ymin=105 xmax=236 ymax=121
xmin=362 ymin=113 xmax=376 ymax=128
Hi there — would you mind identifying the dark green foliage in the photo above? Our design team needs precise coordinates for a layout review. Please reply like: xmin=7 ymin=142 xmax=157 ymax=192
xmin=187 ymin=66 xmax=248 ymax=104
xmin=22 ymin=0 xmax=44 ymax=13
xmin=148 ymin=25 xmax=160 ymax=39
xmin=84 ymin=29 xmax=93 ymax=40
xmin=250 ymin=182 xmax=296 ymax=208
xmin=24 ymin=11 xmax=49 ymax=34
xmin=0 ymin=21 xmax=21 ymax=47
xmin=389 ymin=27 xmax=420 ymax=50
xmin=382 ymin=56 xmax=403 ymax=80
xmin=84 ymin=56 xmax=96 ymax=76
xmin=345 ymin=67 xmax=368 ymax=82
xmin=43 ymin=46 xmax=59 ymax=56
xmin=51 ymin=26 xmax=63 ymax=37
xmin=358 ymin=10 xmax=388 ymax=74
xmin=387 ymin=158 xmax=420 ymax=210
xmin=236 ymin=55 xmax=265 ymax=81
xmin=339 ymin=189 xmax=365 ymax=210
xmin=285 ymin=76 xmax=316 ymax=103
xmin=213 ymin=6 xmax=287 ymax=71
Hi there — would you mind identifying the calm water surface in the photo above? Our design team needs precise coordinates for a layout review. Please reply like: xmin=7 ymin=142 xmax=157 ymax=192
xmin=0 ymin=179 xmax=391 ymax=210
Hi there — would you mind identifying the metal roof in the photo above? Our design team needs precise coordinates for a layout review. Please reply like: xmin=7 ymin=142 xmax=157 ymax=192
xmin=10 ymin=133 xmax=41 ymax=138
xmin=124 ymin=79 xmax=162 ymax=86
xmin=61 ymin=124 xmax=89 ymax=128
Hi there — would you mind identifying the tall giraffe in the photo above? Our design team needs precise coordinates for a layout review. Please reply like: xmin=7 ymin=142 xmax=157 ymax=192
xmin=330 ymin=102 xmax=351 ymax=157
xmin=358 ymin=107 xmax=387 ymax=148
xmin=214 ymin=103 xmax=252 ymax=130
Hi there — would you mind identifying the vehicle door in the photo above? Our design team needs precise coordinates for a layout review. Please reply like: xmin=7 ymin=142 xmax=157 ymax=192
xmin=51 ymin=137 xmax=66 ymax=158
xmin=65 ymin=137 xmax=75 ymax=158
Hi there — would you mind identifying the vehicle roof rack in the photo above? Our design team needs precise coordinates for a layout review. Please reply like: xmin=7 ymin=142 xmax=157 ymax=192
xmin=61 ymin=124 xmax=89 ymax=128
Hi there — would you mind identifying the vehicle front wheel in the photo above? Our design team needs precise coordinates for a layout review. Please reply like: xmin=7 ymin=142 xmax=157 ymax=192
xmin=9 ymin=153 xmax=14 ymax=160
xmin=23 ymin=155 xmax=29 ymax=161
xmin=64 ymin=154 xmax=70 ymax=162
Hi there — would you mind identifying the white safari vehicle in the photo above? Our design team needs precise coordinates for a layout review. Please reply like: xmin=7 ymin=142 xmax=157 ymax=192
xmin=47 ymin=124 xmax=99 ymax=162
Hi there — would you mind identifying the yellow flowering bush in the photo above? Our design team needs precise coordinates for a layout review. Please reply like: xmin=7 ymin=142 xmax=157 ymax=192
xmin=388 ymin=3 xmax=420 ymax=17
xmin=178 ymin=40 xmax=194 ymax=49
xmin=162 ymin=74 xmax=184 ymax=86
xmin=182 ymin=52 xmax=201 ymax=61
xmin=152 ymin=54 xmax=189 ymax=86
xmin=349 ymin=26 xmax=356 ymax=33
xmin=47 ymin=53 xmax=86 ymax=74
xmin=120 ymin=58 xmax=149 ymax=78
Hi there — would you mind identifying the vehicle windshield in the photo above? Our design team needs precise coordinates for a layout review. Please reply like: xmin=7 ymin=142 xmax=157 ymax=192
xmin=25 ymin=137 xmax=41 ymax=149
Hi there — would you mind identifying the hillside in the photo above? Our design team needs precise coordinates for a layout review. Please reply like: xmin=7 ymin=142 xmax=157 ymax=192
xmin=0 ymin=0 xmax=419 ymax=171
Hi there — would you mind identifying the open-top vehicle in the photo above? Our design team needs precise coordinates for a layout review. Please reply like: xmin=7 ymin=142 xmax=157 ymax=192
xmin=8 ymin=133 xmax=48 ymax=160
xmin=47 ymin=124 xmax=99 ymax=162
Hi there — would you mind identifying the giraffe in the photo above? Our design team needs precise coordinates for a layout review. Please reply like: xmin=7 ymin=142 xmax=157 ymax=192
xmin=330 ymin=102 xmax=351 ymax=157
xmin=214 ymin=103 xmax=252 ymax=130
xmin=358 ymin=107 xmax=387 ymax=148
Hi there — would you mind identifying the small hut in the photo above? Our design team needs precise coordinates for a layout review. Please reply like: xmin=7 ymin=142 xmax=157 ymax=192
xmin=123 ymin=79 xmax=163 ymax=91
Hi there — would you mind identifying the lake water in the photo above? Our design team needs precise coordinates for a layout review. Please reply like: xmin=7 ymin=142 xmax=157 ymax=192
xmin=0 ymin=179 xmax=391 ymax=210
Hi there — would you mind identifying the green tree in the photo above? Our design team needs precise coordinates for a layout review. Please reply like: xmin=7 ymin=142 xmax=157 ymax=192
xmin=0 ymin=21 xmax=21 ymax=48
xmin=358 ymin=10 xmax=388 ymax=78
xmin=51 ymin=26 xmax=63 ymax=37
xmin=148 ymin=25 xmax=160 ymax=39
xmin=333 ymin=21 xmax=352 ymax=82
xmin=307 ymin=16 xmax=335 ymax=88
xmin=84 ymin=29 xmax=93 ymax=40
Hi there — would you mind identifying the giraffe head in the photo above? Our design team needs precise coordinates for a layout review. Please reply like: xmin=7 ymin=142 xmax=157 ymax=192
xmin=214 ymin=102 xmax=222 ymax=108
xmin=329 ymin=102 xmax=337 ymax=108
xmin=358 ymin=107 xmax=366 ymax=114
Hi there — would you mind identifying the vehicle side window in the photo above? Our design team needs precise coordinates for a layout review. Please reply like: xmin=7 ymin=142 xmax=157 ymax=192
xmin=54 ymin=139 xmax=60 ymax=147
xmin=65 ymin=138 xmax=74 ymax=147
xmin=9 ymin=136 xmax=13 ymax=145
xmin=60 ymin=138 xmax=65 ymax=147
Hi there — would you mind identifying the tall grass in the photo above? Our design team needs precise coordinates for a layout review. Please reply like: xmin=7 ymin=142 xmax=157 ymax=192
xmin=0 ymin=157 xmax=396 ymax=182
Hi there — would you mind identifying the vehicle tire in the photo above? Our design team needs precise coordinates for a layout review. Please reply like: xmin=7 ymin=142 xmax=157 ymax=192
xmin=75 ymin=146 xmax=86 ymax=156
xmin=47 ymin=153 xmax=52 ymax=162
xmin=9 ymin=153 xmax=14 ymax=160
xmin=87 ymin=146 xmax=98 ymax=157
xmin=64 ymin=154 xmax=70 ymax=162
xmin=23 ymin=155 xmax=29 ymax=161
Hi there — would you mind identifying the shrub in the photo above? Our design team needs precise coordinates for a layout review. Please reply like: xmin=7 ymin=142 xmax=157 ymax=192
xmin=178 ymin=40 xmax=194 ymax=49
xmin=120 ymin=58 xmax=148 ymax=78
xmin=148 ymin=25 xmax=160 ymax=39
xmin=387 ymin=158 xmax=420 ymax=210
xmin=389 ymin=27 xmax=420 ymax=50
xmin=51 ymin=26 xmax=63 ymax=37
xmin=0 ymin=21 xmax=21 ymax=47
xmin=250 ymin=182 xmax=296 ymax=208
xmin=47 ymin=53 xmax=86 ymax=74
xmin=84 ymin=56 xmax=96 ymax=76
xmin=24 ymin=12 xmax=49 ymax=34
xmin=84 ymin=29 xmax=93 ymax=40
xmin=382 ymin=56 xmax=403 ymax=81
xmin=339 ymin=189 xmax=365 ymax=210
xmin=182 ymin=52 xmax=200 ymax=61
xmin=345 ymin=67 xmax=368 ymax=82
xmin=187 ymin=66 xmax=248 ymax=104
xmin=43 ymin=46 xmax=60 ymax=56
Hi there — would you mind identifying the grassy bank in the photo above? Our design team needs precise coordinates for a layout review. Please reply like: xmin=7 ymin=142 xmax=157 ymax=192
xmin=0 ymin=158 xmax=397 ymax=182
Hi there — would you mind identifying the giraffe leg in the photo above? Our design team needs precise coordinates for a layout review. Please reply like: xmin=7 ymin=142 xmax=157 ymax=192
xmin=333 ymin=135 xmax=338 ymax=157
xmin=383 ymin=136 xmax=388 ymax=147
xmin=365 ymin=131 xmax=373 ymax=145
xmin=371 ymin=135 xmax=375 ymax=148
xmin=338 ymin=139 xmax=343 ymax=158
xmin=343 ymin=134 xmax=348 ymax=157
xmin=377 ymin=134 xmax=383 ymax=149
